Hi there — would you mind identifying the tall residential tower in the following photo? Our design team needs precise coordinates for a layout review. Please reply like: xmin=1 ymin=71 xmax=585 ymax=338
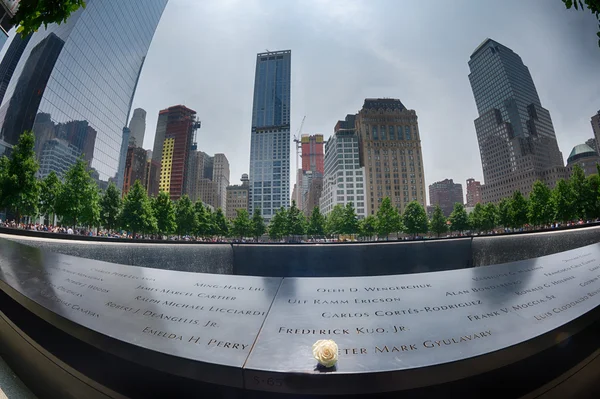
xmin=468 ymin=38 xmax=566 ymax=202
xmin=248 ymin=50 xmax=291 ymax=221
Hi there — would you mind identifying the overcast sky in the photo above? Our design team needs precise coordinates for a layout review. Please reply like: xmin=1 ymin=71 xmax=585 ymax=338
xmin=131 ymin=0 xmax=600 ymax=203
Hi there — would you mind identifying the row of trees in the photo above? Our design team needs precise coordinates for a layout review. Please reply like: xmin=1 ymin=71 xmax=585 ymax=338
xmin=2 ymin=131 xmax=600 ymax=240
xmin=0 ymin=131 xmax=268 ymax=238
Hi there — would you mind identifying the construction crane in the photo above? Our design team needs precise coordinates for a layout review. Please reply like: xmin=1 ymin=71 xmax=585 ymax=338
xmin=293 ymin=115 xmax=306 ymax=173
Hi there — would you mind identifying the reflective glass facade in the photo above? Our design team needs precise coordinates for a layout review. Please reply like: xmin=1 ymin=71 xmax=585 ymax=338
xmin=249 ymin=50 xmax=291 ymax=221
xmin=0 ymin=0 xmax=168 ymax=184
xmin=468 ymin=39 xmax=565 ymax=202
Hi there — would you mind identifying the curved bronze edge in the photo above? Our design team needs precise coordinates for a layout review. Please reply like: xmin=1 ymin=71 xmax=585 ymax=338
xmin=0 ymin=309 xmax=126 ymax=399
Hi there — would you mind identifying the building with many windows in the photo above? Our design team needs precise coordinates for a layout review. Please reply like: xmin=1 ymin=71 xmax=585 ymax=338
xmin=38 ymin=138 xmax=80 ymax=179
xmin=226 ymin=174 xmax=250 ymax=219
xmin=156 ymin=105 xmax=199 ymax=200
xmin=355 ymin=98 xmax=427 ymax=215
xmin=248 ymin=50 xmax=291 ymax=221
xmin=429 ymin=179 xmax=463 ymax=217
xmin=466 ymin=178 xmax=482 ymax=207
xmin=468 ymin=38 xmax=567 ymax=203
xmin=187 ymin=150 xmax=230 ymax=210
xmin=123 ymin=146 xmax=148 ymax=195
xmin=320 ymin=114 xmax=365 ymax=219
xmin=0 ymin=0 xmax=168 ymax=185
xmin=128 ymin=108 xmax=147 ymax=147
xmin=566 ymin=143 xmax=600 ymax=176
xmin=301 ymin=134 xmax=324 ymax=175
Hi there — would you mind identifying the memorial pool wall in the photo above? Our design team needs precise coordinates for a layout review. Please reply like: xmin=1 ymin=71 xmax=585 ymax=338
xmin=1 ymin=224 xmax=600 ymax=277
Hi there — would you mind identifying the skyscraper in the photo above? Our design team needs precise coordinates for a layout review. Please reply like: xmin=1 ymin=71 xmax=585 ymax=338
xmin=157 ymin=105 xmax=198 ymax=200
xmin=249 ymin=50 xmax=291 ymax=221
xmin=320 ymin=114 xmax=366 ymax=219
xmin=355 ymin=99 xmax=427 ymax=215
xmin=128 ymin=108 xmax=147 ymax=147
xmin=468 ymin=38 xmax=567 ymax=202
xmin=429 ymin=179 xmax=463 ymax=217
xmin=592 ymin=110 xmax=600 ymax=155
xmin=0 ymin=33 xmax=32 ymax=106
xmin=0 ymin=0 xmax=168 ymax=183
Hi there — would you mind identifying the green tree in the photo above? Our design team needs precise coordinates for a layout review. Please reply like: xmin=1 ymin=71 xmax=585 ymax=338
xmin=213 ymin=208 xmax=230 ymax=237
xmin=81 ymin=184 xmax=100 ymax=228
xmin=99 ymin=182 xmax=121 ymax=231
xmin=375 ymin=197 xmax=401 ymax=239
xmin=449 ymin=202 xmax=470 ymax=234
xmin=152 ymin=191 xmax=176 ymax=237
xmin=0 ymin=130 xmax=39 ymax=220
xmin=175 ymin=195 xmax=196 ymax=237
xmin=497 ymin=198 xmax=512 ymax=229
xmin=194 ymin=201 xmax=211 ymax=238
xmin=120 ymin=180 xmax=156 ymax=237
xmin=358 ymin=215 xmax=377 ymax=240
xmin=509 ymin=191 xmax=529 ymax=229
xmin=402 ymin=200 xmax=428 ymax=238
xmin=15 ymin=0 xmax=87 ymax=37
xmin=584 ymin=173 xmax=600 ymax=219
xmin=287 ymin=200 xmax=306 ymax=236
xmin=251 ymin=208 xmax=267 ymax=240
xmin=429 ymin=205 xmax=447 ymax=238
xmin=552 ymin=179 xmax=576 ymax=224
xmin=325 ymin=204 xmax=345 ymax=236
xmin=469 ymin=203 xmax=485 ymax=233
xmin=528 ymin=181 xmax=553 ymax=228
xmin=307 ymin=206 xmax=326 ymax=236
xmin=341 ymin=202 xmax=359 ymax=235
xmin=232 ymin=209 xmax=252 ymax=238
xmin=39 ymin=170 xmax=61 ymax=222
xmin=268 ymin=207 xmax=287 ymax=240
xmin=55 ymin=157 xmax=97 ymax=227
xmin=570 ymin=165 xmax=588 ymax=220
xmin=561 ymin=0 xmax=600 ymax=47
xmin=482 ymin=202 xmax=497 ymax=232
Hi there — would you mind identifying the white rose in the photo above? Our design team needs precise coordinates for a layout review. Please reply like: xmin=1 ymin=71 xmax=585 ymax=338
xmin=312 ymin=339 xmax=338 ymax=368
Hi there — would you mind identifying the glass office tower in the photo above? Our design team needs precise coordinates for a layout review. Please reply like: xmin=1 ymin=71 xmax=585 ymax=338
xmin=0 ymin=0 xmax=168 ymax=185
xmin=468 ymin=38 xmax=565 ymax=203
xmin=249 ymin=50 xmax=291 ymax=221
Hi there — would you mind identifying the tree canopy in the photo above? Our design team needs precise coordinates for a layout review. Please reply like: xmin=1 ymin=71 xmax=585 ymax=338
xmin=429 ymin=205 xmax=447 ymax=238
xmin=120 ymin=180 xmax=156 ymax=236
xmin=152 ymin=191 xmax=176 ymax=236
xmin=15 ymin=0 xmax=87 ymax=37
xmin=307 ymin=206 xmax=326 ymax=236
xmin=251 ymin=208 xmax=267 ymax=240
xmin=175 ymin=195 xmax=196 ymax=237
xmin=99 ymin=182 xmax=121 ymax=231
xmin=39 ymin=170 xmax=61 ymax=221
xmin=449 ymin=203 xmax=469 ymax=233
xmin=402 ymin=201 xmax=428 ymax=238
xmin=55 ymin=157 xmax=96 ymax=227
xmin=0 ymin=130 xmax=39 ymax=220
xmin=562 ymin=0 xmax=600 ymax=47
xmin=375 ymin=197 xmax=401 ymax=239
xmin=232 ymin=209 xmax=252 ymax=238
